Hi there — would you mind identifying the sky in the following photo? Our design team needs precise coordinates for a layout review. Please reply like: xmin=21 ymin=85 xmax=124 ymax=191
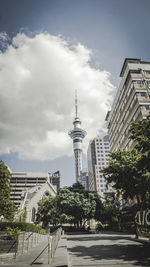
xmin=0 ymin=0 xmax=150 ymax=187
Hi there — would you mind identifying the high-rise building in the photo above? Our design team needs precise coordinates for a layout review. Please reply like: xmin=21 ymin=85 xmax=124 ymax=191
xmin=68 ymin=93 xmax=86 ymax=182
xmin=79 ymin=168 xmax=89 ymax=191
xmin=87 ymin=135 xmax=113 ymax=196
xmin=106 ymin=58 xmax=150 ymax=152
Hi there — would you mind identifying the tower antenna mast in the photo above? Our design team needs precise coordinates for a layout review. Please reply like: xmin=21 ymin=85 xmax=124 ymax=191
xmin=75 ymin=90 xmax=78 ymax=118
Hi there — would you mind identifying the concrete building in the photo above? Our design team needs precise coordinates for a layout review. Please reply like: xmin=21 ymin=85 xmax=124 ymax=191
xmin=49 ymin=170 xmax=60 ymax=192
xmin=79 ymin=168 xmax=89 ymax=191
xmin=87 ymin=135 xmax=113 ymax=196
xmin=106 ymin=58 xmax=150 ymax=152
xmin=10 ymin=171 xmax=59 ymax=223
xmin=68 ymin=92 xmax=86 ymax=182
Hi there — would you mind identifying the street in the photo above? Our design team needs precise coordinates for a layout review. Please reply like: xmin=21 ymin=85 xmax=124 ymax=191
xmin=67 ymin=233 xmax=150 ymax=267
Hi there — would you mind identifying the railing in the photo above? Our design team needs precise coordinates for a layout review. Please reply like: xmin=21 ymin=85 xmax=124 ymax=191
xmin=50 ymin=227 xmax=62 ymax=259
xmin=0 ymin=233 xmax=19 ymax=257
xmin=31 ymin=227 xmax=62 ymax=265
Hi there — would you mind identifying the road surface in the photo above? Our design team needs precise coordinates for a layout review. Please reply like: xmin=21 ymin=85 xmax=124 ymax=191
xmin=67 ymin=233 xmax=150 ymax=267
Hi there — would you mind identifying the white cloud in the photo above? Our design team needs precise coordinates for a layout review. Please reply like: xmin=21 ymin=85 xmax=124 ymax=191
xmin=0 ymin=32 xmax=115 ymax=160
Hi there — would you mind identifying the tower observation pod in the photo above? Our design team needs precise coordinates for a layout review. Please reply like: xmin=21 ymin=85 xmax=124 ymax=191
xmin=68 ymin=92 xmax=87 ymax=182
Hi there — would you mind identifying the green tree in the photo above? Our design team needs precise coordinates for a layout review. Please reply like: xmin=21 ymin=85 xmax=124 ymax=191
xmin=0 ymin=161 xmax=16 ymax=220
xmin=56 ymin=184 xmax=102 ymax=228
xmin=130 ymin=117 xmax=150 ymax=154
xmin=36 ymin=183 xmax=103 ymax=228
xmin=100 ymin=193 xmax=121 ymax=231
xmin=130 ymin=117 xmax=150 ymax=171
xmin=103 ymin=149 xmax=150 ymax=203
xmin=36 ymin=196 xmax=60 ymax=226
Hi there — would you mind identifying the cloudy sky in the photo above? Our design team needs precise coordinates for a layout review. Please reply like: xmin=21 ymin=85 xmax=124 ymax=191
xmin=0 ymin=0 xmax=150 ymax=186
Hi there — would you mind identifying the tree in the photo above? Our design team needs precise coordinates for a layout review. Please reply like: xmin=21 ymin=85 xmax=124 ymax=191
xmin=130 ymin=117 xmax=150 ymax=171
xmin=100 ymin=193 xmax=121 ymax=231
xmin=36 ymin=196 xmax=60 ymax=226
xmin=129 ymin=117 xmax=150 ymax=154
xmin=36 ymin=183 xmax=103 ymax=228
xmin=56 ymin=187 xmax=95 ymax=227
xmin=103 ymin=149 xmax=150 ymax=203
xmin=0 ymin=161 xmax=16 ymax=220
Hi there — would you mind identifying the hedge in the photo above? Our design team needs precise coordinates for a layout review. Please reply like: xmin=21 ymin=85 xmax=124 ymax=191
xmin=0 ymin=222 xmax=46 ymax=235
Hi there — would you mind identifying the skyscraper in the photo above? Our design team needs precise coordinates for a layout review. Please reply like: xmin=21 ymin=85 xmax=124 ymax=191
xmin=87 ymin=135 xmax=113 ymax=196
xmin=68 ymin=92 xmax=87 ymax=182
xmin=106 ymin=58 xmax=150 ymax=152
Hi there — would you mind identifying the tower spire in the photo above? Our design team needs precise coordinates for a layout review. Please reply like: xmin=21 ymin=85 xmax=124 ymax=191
xmin=69 ymin=91 xmax=87 ymax=182
xmin=75 ymin=89 xmax=78 ymax=118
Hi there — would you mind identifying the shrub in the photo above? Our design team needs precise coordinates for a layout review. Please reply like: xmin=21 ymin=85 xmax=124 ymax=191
xmin=6 ymin=227 xmax=20 ymax=240
xmin=0 ymin=222 xmax=46 ymax=235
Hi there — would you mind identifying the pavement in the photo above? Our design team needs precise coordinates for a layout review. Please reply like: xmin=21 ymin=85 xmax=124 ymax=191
xmin=1 ymin=232 xmax=150 ymax=267
xmin=67 ymin=232 xmax=150 ymax=267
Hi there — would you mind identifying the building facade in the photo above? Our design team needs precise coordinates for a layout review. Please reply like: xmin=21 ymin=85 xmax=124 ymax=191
xmin=49 ymin=171 xmax=60 ymax=192
xmin=106 ymin=58 xmax=150 ymax=152
xmin=68 ymin=93 xmax=86 ymax=182
xmin=87 ymin=135 xmax=113 ymax=196
xmin=10 ymin=171 xmax=60 ymax=223
xmin=79 ymin=168 xmax=89 ymax=191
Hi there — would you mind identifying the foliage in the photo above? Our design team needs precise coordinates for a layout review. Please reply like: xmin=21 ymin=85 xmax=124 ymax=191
xmin=100 ymin=193 xmax=121 ymax=231
xmin=69 ymin=182 xmax=86 ymax=193
xmin=103 ymin=149 xmax=150 ymax=203
xmin=6 ymin=227 xmax=20 ymax=240
xmin=129 ymin=117 xmax=150 ymax=154
xmin=20 ymin=210 xmax=27 ymax=222
xmin=0 ymin=222 xmax=46 ymax=234
xmin=36 ymin=182 xmax=103 ymax=228
xmin=56 ymin=184 xmax=101 ymax=228
xmin=36 ymin=196 xmax=60 ymax=226
xmin=0 ymin=161 xmax=16 ymax=220
xmin=130 ymin=117 xmax=150 ymax=172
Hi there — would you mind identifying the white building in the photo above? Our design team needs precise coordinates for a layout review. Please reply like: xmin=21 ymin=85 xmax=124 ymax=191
xmin=10 ymin=172 xmax=58 ymax=223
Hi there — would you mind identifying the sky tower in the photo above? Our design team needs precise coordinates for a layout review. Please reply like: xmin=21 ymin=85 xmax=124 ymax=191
xmin=68 ymin=92 xmax=87 ymax=182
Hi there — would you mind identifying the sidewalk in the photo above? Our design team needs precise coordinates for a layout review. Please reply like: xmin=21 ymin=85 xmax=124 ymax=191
xmin=50 ymin=235 xmax=68 ymax=267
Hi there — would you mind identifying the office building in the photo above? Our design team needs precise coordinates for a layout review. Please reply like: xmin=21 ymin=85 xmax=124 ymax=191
xmin=49 ymin=171 xmax=60 ymax=192
xmin=106 ymin=58 xmax=150 ymax=152
xmin=87 ymin=135 xmax=113 ymax=196
xmin=79 ymin=168 xmax=89 ymax=191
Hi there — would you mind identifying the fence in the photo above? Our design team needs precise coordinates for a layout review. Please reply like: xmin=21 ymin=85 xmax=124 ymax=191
xmin=0 ymin=228 xmax=62 ymax=264
xmin=30 ymin=227 xmax=62 ymax=265
xmin=0 ymin=231 xmax=47 ymax=260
